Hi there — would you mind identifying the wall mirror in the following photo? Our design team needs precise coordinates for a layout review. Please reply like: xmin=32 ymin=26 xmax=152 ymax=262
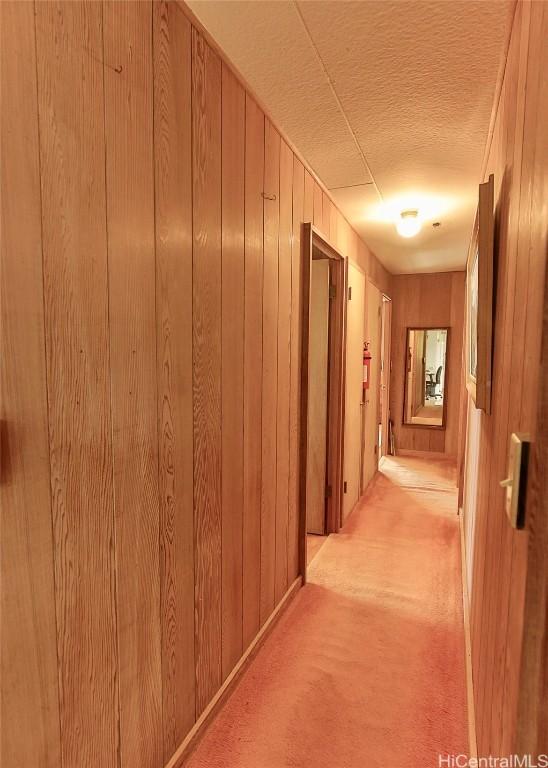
xmin=403 ymin=328 xmax=449 ymax=428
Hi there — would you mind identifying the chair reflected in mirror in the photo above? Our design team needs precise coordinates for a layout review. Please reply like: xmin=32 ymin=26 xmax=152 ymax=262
xmin=403 ymin=328 xmax=449 ymax=428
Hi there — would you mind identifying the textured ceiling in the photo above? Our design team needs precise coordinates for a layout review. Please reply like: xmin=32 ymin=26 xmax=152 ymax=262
xmin=188 ymin=0 xmax=514 ymax=273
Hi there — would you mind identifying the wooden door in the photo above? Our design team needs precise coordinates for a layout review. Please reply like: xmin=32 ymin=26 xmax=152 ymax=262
xmin=380 ymin=297 xmax=392 ymax=457
xmin=306 ymin=258 xmax=329 ymax=534
xmin=363 ymin=280 xmax=382 ymax=490
xmin=342 ymin=262 xmax=365 ymax=523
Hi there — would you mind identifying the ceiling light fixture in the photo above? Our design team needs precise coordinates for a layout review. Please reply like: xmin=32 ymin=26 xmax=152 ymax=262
xmin=396 ymin=209 xmax=421 ymax=238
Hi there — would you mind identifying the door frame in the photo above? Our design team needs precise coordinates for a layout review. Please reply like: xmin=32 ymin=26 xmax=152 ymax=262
xmin=346 ymin=259 xmax=367 ymax=507
xmin=299 ymin=224 xmax=347 ymax=581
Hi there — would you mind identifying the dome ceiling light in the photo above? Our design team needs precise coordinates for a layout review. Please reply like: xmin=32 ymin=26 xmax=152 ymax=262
xmin=396 ymin=209 xmax=421 ymax=238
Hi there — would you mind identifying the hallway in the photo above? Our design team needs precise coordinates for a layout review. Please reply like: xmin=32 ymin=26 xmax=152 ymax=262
xmin=186 ymin=457 xmax=468 ymax=768
xmin=3 ymin=2 xmax=546 ymax=764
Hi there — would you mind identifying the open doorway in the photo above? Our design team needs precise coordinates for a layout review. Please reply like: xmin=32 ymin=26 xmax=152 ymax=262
xmin=342 ymin=272 xmax=389 ymax=524
xmin=300 ymin=224 xmax=346 ymax=578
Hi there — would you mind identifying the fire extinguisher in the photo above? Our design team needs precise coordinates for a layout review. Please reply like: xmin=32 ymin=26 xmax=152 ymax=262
xmin=363 ymin=341 xmax=372 ymax=398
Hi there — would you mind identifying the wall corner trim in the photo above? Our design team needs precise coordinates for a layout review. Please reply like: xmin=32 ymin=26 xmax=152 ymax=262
xmin=164 ymin=576 xmax=302 ymax=768
xmin=459 ymin=511 xmax=478 ymax=761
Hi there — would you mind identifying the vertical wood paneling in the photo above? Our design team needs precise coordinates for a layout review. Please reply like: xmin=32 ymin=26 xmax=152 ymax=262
xmin=0 ymin=4 xmax=61 ymax=766
xmin=499 ymin=2 xmax=543 ymax=752
xmin=464 ymin=2 xmax=548 ymax=757
xmin=103 ymin=5 xmax=162 ymax=766
xmin=329 ymin=203 xmax=339 ymax=247
xmin=242 ymin=95 xmax=264 ymax=648
xmin=446 ymin=272 xmax=466 ymax=457
xmin=501 ymin=11 xmax=545 ymax=748
xmin=192 ymin=29 xmax=222 ymax=716
xmin=304 ymin=170 xmax=314 ymax=224
xmin=260 ymin=119 xmax=280 ymax=626
xmin=153 ymin=0 xmax=196 ymax=754
xmin=347 ymin=229 xmax=358 ymax=266
xmin=514 ymin=0 xmax=548 ymax=752
xmin=473 ymin=12 xmax=521 ymax=748
xmin=35 ymin=2 xmax=119 ymax=765
xmin=335 ymin=213 xmax=349 ymax=258
xmin=275 ymin=140 xmax=293 ymax=601
xmin=322 ymin=191 xmax=331 ymax=240
xmin=419 ymin=273 xmax=452 ymax=328
xmin=221 ymin=64 xmax=245 ymax=677
xmin=482 ymin=12 xmax=525 ymax=743
xmin=5 ymin=2 xmax=397 ymax=761
xmin=517 ymin=1 xmax=543 ymax=431
xmin=357 ymin=240 xmax=371 ymax=281
xmin=313 ymin=181 xmax=323 ymax=230
xmin=288 ymin=156 xmax=305 ymax=581
xmin=519 ymin=0 xmax=547 ymax=427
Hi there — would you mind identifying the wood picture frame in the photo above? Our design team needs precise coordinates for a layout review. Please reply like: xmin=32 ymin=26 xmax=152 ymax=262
xmin=466 ymin=174 xmax=494 ymax=413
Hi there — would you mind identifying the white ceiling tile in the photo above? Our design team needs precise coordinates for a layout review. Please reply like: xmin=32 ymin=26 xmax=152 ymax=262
xmin=187 ymin=0 xmax=514 ymax=272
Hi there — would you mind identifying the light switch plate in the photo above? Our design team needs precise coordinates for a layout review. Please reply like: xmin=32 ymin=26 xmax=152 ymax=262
xmin=501 ymin=433 xmax=530 ymax=529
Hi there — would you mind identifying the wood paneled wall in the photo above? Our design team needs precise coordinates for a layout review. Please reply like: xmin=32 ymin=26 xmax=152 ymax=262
xmin=0 ymin=2 xmax=391 ymax=766
xmin=463 ymin=0 xmax=548 ymax=757
xmin=389 ymin=272 xmax=465 ymax=457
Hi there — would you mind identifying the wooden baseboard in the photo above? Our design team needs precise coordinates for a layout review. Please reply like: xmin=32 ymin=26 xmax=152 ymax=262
xmin=397 ymin=449 xmax=455 ymax=460
xmin=458 ymin=509 xmax=478 ymax=759
xmin=164 ymin=576 xmax=303 ymax=768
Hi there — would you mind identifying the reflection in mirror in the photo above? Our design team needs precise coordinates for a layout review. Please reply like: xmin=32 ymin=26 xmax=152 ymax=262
xmin=403 ymin=328 xmax=448 ymax=428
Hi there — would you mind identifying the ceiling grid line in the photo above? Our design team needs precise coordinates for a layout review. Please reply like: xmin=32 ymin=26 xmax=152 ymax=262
xmin=328 ymin=182 xmax=375 ymax=192
xmin=292 ymin=0 xmax=384 ymax=204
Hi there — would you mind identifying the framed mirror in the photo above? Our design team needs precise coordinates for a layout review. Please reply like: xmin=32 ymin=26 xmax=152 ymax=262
xmin=403 ymin=327 xmax=449 ymax=428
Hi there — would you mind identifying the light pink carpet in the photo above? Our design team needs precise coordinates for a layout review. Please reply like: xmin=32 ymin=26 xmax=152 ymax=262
xmin=186 ymin=457 xmax=468 ymax=768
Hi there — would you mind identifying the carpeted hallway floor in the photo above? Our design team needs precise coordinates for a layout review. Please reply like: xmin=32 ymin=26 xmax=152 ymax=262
xmin=186 ymin=456 xmax=468 ymax=768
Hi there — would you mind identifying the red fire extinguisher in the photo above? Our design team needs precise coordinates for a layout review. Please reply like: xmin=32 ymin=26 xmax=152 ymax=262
xmin=363 ymin=341 xmax=372 ymax=398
